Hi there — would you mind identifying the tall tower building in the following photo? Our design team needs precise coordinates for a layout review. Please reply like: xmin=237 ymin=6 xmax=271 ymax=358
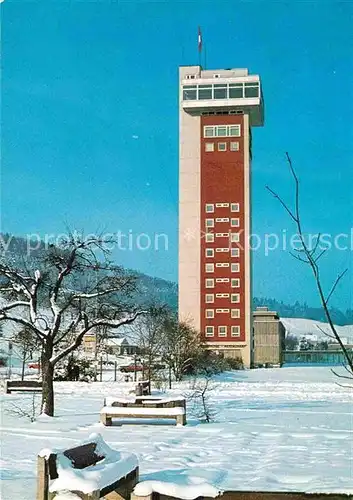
xmin=178 ymin=66 xmax=264 ymax=367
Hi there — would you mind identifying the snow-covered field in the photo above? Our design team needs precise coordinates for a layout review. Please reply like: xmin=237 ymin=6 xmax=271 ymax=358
xmin=1 ymin=367 xmax=352 ymax=499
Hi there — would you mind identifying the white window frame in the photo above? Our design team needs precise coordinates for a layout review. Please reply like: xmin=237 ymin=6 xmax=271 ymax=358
xmin=205 ymin=309 xmax=214 ymax=319
xmin=205 ymin=248 xmax=214 ymax=258
xmin=205 ymin=233 xmax=214 ymax=243
xmin=231 ymin=263 xmax=240 ymax=273
xmin=230 ymin=141 xmax=240 ymax=151
xmin=231 ymin=203 xmax=240 ymax=212
xmin=231 ymin=248 xmax=240 ymax=257
xmin=205 ymin=203 xmax=214 ymax=213
xmin=216 ymin=248 xmax=229 ymax=253
xmin=231 ymin=233 xmax=240 ymax=243
xmin=204 ymin=125 xmax=241 ymax=138
xmin=216 ymin=263 xmax=229 ymax=268
xmin=216 ymin=278 xmax=229 ymax=283
xmin=218 ymin=142 xmax=227 ymax=152
xmin=231 ymin=293 xmax=240 ymax=303
xmin=216 ymin=233 xmax=229 ymax=238
xmin=204 ymin=126 xmax=215 ymax=138
xmin=218 ymin=326 xmax=227 ymax=336
xmin=205 ymin=218 xmax=214 ymax=228
xmin=205 ymin=278 xmax=215 ymax=288
xmin=216 ymin=293 xmax=230 ymax=298
xmin=216 ymin=217 xmax=229 ymax=223
xmin=231 ymin=308 xmax=240 ymax=318
xmin=205 ymin=263 xmax=214 ymax=273
xmin=231 ymin=326 xmax=241 ymax=337
xmin=231 ymin=278 xmax=240 ymax=288
xmin=205 ymin=326 xmax=214 ymax=337
xmin=205 ymin=143 xmax=214 ymax=152
xmin=231 ymin=218 xmax=240 ymax=227
xmin=216 ymin=203 xmax=229 ymax=208
xmin=216 ymin=308 xmax=230 ymax=313
xmin=228 ymin=125 xmax=241 ymax=137
xmin=205 ymin=294 xmax=214 ymax=303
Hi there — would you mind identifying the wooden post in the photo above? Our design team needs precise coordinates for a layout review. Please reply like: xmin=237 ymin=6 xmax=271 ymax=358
xmin=114 ymin=361 xmax=117 ymax=382
xmin=36 ymin=455 xmax=49 ymax=500
xmin=99 ymin=357 xmax=103 ymax=382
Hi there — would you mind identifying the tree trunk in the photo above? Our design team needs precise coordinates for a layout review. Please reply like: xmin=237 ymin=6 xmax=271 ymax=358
xmin=21 ymin=348 xmax=26 ymax=381
xmin=41 ymin=347 xmax=55 ymax=416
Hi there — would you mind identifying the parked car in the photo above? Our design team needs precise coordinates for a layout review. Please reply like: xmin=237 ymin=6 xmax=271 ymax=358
xmin=119 ymin=364 xmax=143 ymax=373
xmin=28 ymin=361 xmax=40 ymax=369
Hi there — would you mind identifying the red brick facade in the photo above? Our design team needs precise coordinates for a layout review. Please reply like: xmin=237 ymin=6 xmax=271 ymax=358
xmin=200 ymin=114 xmax=247 ymax=343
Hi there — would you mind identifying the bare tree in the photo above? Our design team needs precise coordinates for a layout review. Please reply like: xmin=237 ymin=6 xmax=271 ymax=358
xmin=267 ymin=153 xmax=353 ymax=379
xmin=0 ymin=234 xmax=145 ymax=415
xmin=162 ymin=317 xmax=202 ymax=385
xmin=185 ymin=375 xmax=217 ymax=423
xmin=130 ymin=306 xmax=166 ymax=382
xmin=11 ymin=327 xmax=40 ymax=380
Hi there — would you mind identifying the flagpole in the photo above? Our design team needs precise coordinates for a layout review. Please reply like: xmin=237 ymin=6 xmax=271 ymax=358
xmin=198 ymin=26 xmax=202 ymax=68
xmin=204 ymin=43 xmax=207 ymax=70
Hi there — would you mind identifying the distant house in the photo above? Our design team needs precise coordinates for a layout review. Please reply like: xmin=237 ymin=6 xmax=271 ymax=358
xmin=105 ymin=337 xmax=138 ymax=356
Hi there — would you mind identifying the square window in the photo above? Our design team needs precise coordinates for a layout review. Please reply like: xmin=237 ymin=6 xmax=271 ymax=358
xmin=231 ymin=264 xmax=240 ymax=273
xmin=205 ymin=218 xmax=214 ymax=228
xmin=231 ymin=218 xmax=240 ymax=227
xmin=231 ymin=309 xmax=240 ymax=318
xmin=205 ymin=309 xmax=214 ymax=319
xmin=205 ymin=233 xmax=214 ymax=243
xmin=231 ymin=293 xmax=240 ymax=303
xmin=204 ymin=126 xmax=215 ymax=138
xmin=205 ymin=203 xmax=214 ymax=213
xmin=228 ymin=125 xmax=241 ymax=137
xmin=205 ymin=143 xmax=214 ymax=152
xmin=218 ymin=326 xmax=227 ymax=336
xmin=216 ymin=126 xmax=227 ymax=137
xmin=218 ymin=142 xmax=227 ymax=152
xmin=206 ymin=248 xmax=214 ymax=258
xmin=205 ymin=294 xmax=214 ymax=303
xmin=205 ymin=263 xmax=214 ymax=273
xmin=231 ymin=248 xmax=240 ymax=257
xmin=231 ymin=326 xmax=241 ymax=337
xmin=205 ymin=278 xmax=215 ymax=288
xmin=231 ymin=278 xmax=240 ymax=288
xmin=231 ymin=203 xmax=240 ymax=212
xmin=205 ymin=326 xmax=214 ymax=337
xmin=230 ymin=141 xmax=240 ymax=152
xmin=231 ymin=233 xmax=240 ymax=243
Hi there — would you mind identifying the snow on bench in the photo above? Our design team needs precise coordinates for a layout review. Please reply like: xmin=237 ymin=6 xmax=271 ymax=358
xmin=100 ymin=405 xmax=186 ymax=426
xmin=131 ymin=479 xmax=222 ymax=499
xmin=104 ymin=396 xmax=186 ymax=409
xmin=37 ymin=433 xmax=138 ymax=500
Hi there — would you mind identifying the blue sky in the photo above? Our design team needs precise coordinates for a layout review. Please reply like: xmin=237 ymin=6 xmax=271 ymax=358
xmin=1 ymin=0 xmax=352 ymax=310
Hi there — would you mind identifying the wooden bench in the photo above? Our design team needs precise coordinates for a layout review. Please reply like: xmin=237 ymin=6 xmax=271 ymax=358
xmin=100 ymin=405 xmax=186 ymax=426
xmin=104 ymin=397 xmax=186 ymax=411
xmin=37 ymin=434 xmax=139 ymax=500
xmin=5 ymin=379 xmax=42 ymax=394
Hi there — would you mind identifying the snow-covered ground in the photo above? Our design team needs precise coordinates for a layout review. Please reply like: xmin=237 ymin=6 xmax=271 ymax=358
xmin=1 ymin=367 xmax=352 ymax=499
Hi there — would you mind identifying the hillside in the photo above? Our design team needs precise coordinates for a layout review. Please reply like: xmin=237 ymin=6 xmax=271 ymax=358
xmin=0 ymin=234 xmax=352 ymax=324
xmin=281 ymin=317 xmax=353 ymax=342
